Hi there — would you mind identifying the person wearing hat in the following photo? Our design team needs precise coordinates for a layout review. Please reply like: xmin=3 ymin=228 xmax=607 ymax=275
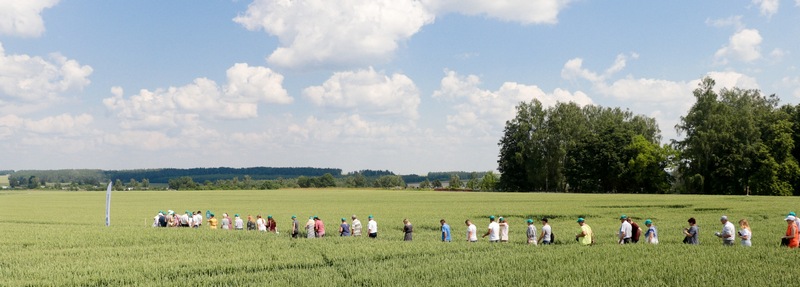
xmin=267 ymin=215 xmax=277 ymax=233
xmin=644 ymin=219 xmax=658 ymax=244
xmin=482 ymin=215 xmax=500 ymax=242
xmin=538 ymin=218 xmax=552 ymax=245
xmin=575 ymin=218 xmax=594 ymax=245
xmin=627 ymin=218 xmax=642 ymax=243
xmin=440 ymin=219 xmax=451 ymax=242
xmin=305 ymin=216 xmax=316 ymax=238
xmin=220 ymin=213 xmax=231 ymax=230
xmin=789 ymin=212 xmax=800 ymax=235
xmin=154 ymin=211 xmax=165 ymax=228
xmin=367 ymin=215 xmax=378 ymax=238
xmin=234 ymin=214 xmax=244 ymax=230
xmin=782 ymin=215 xmax=799 ymax=248
xmin=208 ymin=213 xmax=218 ymax=229
xmin=314 ymin=216 xmax=325 ymax=238
xmin=179 ymin=211 xmax=191 ymax=227
xmin=340 ymin=218 xmax=351 ymax=237
xmin=526 ymin=219 xmax=537 ymax=245
xmin=403 ymin=219 xmax=413 ymax=241
xmin=683 ymin=217 xmax=699 ymax=244
xmin=291 ymin=215 xmax=299 ymax=238
xmin=715 ymin=215 xmax=735 ymax=246
xmin=465 ymin=219 xmax=478 ymax=242
xmin=351 ymin=215 xmax=362 ymax=237
xmin=498 ymin=217 xmax=509 ymax=243
xmin=618 ymin=215 xmax=632 ymax=244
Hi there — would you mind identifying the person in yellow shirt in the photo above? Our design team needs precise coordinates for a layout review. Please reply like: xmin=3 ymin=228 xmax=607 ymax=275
xmin=208 ymin=213 xmax=218 ymax=229
xmin=575 ymin=217 xmax=594 ymax=245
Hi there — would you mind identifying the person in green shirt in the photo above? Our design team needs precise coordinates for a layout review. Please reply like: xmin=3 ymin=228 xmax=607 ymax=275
xmin=575 ymin=217 xmax=594 ymax=245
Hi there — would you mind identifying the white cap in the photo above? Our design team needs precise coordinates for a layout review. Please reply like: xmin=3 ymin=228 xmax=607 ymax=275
xmin=786 ymin=215 xmax=796 ymax=221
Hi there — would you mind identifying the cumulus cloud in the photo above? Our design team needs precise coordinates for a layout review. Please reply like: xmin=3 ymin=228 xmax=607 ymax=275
xmin=0 ymin=43 xmax=92 ymax=108
xmin=560 ymin=55 xmax=760 ymax=141
xmin=103 ymin=63 xmax=289 ymax=129
xmin=424 ymin=0 xmax=571 ymax=24
xmin=434 ymin=70 xmax=592 ymax=138
xmin=715 ymin=28 xmax=763 ymax=64
xmin=0 ymin=113 xmax=93 ymax=140
xmin=303 ymin=67 xmax=420 ymax=119
xmin=752 ymin=0 xmax=779 ymax=17
xmin=234 ymin=0 xmax=434 ymax=68
xmin=235 ymin=0 xmax=571 ymax=69
xmin=0 ymin=0 xmax=59 ymax=37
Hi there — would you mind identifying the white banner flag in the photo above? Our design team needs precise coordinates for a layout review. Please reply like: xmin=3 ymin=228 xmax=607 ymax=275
xmin=105 ymin=181 xmax=112 ymax=226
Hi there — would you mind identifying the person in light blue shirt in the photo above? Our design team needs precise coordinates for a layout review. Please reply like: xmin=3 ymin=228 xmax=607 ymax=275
xmin=644 ymin=219 xmax=658 ymax=244
xmin=440 ymin=219 xmax=451 ymax=242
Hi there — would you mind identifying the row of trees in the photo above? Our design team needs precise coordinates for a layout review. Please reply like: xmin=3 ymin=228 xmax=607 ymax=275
xmin=498 ymin=77 xmax=800 ymax=195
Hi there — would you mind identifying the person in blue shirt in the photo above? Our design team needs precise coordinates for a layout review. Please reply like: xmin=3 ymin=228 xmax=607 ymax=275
xmin=440 ymin=219 xmax=452 ymax=242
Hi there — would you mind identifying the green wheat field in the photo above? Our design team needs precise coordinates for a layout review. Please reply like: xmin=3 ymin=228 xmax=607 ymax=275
xmin=1 ymin=189 xmax=799 ymax=286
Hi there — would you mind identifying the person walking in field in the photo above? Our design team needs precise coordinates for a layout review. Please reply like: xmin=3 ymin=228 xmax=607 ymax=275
xmin=482 ymin=216 xmax=500 ymax=242
xmin=498 ymin=217 xmax=509 ymax=242
xmin=526 ymin=219 xmax=537 ymax=245
xmin=683 ymin=217 xmax=699 ymax=245
xmin=782 ymin=215 xmax=799 ymax=248
xmin=291 ymin=215 xmax=299 ymax=238
xmin=618 ymin=215 xmax=632 ymax=244
xmin=234 ymin=214 xmax=244 ymax=230
xmin=738 ymin=219 xmax=751 ymax=247
xmin=314 ymin=216 xmax=325 ymax=238
xmin=154 ymin=211 xmax=164 ymax=227
xmin=644 ymin=219 xmax=658 ymax=244
xmin=247 ymin=215 xmax=256 ymax=231
xmin=340 ymin=218 xmax=351 ymax=237
xmin=180 ymin=211 xmax=190 ymax=227
xmin=575 ymin=218 xmax=594 ymax=245
xmin=367 ymin=215 xmax=378 ymax=238
xmin=627 ymin=218 xmax=642 ymax=243
xmin=208 ymin=213 xmax=218 ymax=229
xmin=220 ymin=213 xmax=231 ymax=230
xmin=440 ymin=219 xmax=451 ymax=242
xmin=715 ymin=215 xmax=735 ymax=246
xmin=539 ymin=218 xmax=552 ymax=245
xmin=466 ymin=220 xmax=478 ymax=242
xmin=267 ymin=215 xmax=277 ymax=233
xmin=403 ymin=219 xmax=413 ymax=241
xmin=351 ymin=215 xmax=362 ymax=237
xmin=305 ymin=216 xmax=315 ymax=238
xmin=256 ymin=215 xmax=267 ymax=232
xmin=194 ymin=211 xmax=203 ymax=228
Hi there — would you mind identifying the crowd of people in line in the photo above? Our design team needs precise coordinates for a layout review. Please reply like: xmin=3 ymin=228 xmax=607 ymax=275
xmin=151 ymin=210 xmax=800 ymax=248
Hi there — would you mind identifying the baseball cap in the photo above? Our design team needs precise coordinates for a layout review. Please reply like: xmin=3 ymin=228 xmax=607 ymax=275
xmin=235 ymin=214 xmax=240 ymax=217
xmin=368 ymin=215 xmax=373 ymax=219
xmin=341 ymin=218 xmax=346 ymax=221
xmin=620 ymin=214 xmax=627 ymax=220
xmin=291 ymin=215 xmax=296 ymax=219
xmin=720 ymin=215 xmax=728 ymax=221
xmin=526 ymin=219 xmax=533 ymax=224
xmin=577 ymin=217 xmax=585 ymax=223
xmin=790 ymin=212 xmax=796 ymax=216
xmin=489 ymin=215 xmax=495 ymax=220
xmin=644 ymin=219 xmax=652 ymax=225
xmin=268 ymin=215 xmax=272 ymax=219
xmin=786 ymin=215 xmax=796 ymax=221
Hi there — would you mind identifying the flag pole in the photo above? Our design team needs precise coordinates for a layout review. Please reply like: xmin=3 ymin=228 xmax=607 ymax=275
xmin=105 ymin=181 xmax=112 ymax=226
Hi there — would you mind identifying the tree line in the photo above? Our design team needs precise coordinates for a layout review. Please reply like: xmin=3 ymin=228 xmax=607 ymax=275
xmin=498 ymin=77 xmax=800 ymax=195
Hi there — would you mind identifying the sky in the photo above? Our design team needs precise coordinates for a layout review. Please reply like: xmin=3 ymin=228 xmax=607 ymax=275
xmin=0 ymin=0 xmax=799 ymax=175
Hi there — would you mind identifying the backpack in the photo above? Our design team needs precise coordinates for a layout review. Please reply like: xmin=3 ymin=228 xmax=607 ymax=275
xmin=550 ymin=232 xmax=555 ymax=243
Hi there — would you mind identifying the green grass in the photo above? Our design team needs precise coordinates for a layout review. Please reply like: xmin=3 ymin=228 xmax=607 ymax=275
xmin=0 ymin=174 xmax=8 ymax=186
xmin=1 ymin=189 xmax=799 ymax=286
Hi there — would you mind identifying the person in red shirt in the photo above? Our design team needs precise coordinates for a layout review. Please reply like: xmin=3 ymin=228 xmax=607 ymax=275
xmin=267 ymin=215 xmax=277 ymax=233
xmin=627 ymin=218 xmax=642 ymax=243
xmin=314 ymin=216 xmax=326 ymax=238
xmin=783 ymin=215 xmax=799 ymax=248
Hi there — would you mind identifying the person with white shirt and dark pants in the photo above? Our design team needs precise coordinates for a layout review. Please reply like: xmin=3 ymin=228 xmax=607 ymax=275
xmin=715 ymin=215 xmax=736 ymax=246
xmin=618 ymin=215 xmax=632 ymax=244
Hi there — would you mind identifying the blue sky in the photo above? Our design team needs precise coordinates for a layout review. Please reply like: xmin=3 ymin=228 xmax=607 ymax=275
xmin=1 ymin=0 xmax=798 ymax=174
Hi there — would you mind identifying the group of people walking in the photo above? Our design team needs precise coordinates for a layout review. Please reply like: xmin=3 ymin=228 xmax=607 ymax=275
xmin=152 ymin=210 xmax=800 ymax=247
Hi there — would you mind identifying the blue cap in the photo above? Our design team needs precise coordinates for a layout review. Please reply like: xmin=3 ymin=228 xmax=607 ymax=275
xmin=577 ymin=217 xmax=585 ymax=223
xmin=526 ymin=219 xmax=533 ymax=224
xmin=620 ymin=214 xmax=627 ymax=220
xmin=644 ymin=219 xmax=652 ymax=225
xmin=489 ymin=215 xmax=495 ymax=220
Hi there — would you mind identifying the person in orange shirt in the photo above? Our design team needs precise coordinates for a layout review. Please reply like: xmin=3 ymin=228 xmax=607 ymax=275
xmin=783 ymin=215 xmax=799 ymax=248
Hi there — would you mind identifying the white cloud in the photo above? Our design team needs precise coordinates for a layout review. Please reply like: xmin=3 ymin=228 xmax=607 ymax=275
xmin=434 ymin=70 xmax=592 ymax=138
xmin=0 ymin=0 xmax=59 ymax=37
xmin=303 ymin=67 xmax=420 ymax=119
xmin=424 ymin=0 xmax=571 ymax=24
xmin=714 ymin=28 xmax=762 ymax=64
xmin=560 ymin=55 xmax=760 ymax=141
xmin=103 ymin=63 xmax=289 ymax=129
xmin=0 ymin=43 xmax=92 ymax=108
xmin=752 ymin=0 xmax=779 ymax=18
xmin=781 ymin=76 xmax=800 ymax=98
xmin=0 ymin=113 xmax=93 ymax=139
xmin=234 ymin=0 xmax=434 ymax=68
xmin=706 ymin=16 xmax=744 ymax=30
xmin=103 ymin=130 xmax=179 ymax=151
xmin=235 ymin=0 xmax=572 ymax=69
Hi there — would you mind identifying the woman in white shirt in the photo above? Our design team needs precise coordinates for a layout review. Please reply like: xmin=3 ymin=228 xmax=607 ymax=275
xmin=738 ymin=219 xmax=752 ymax=247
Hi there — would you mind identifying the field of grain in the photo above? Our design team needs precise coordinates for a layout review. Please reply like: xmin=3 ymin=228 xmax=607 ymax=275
xmin=1 ymin=189 xmax=799 ymax=286
xmin=0 ymin=174 xmax=8 ymax=186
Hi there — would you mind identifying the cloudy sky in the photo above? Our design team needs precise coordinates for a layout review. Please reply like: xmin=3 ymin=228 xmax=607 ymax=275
xmin=1 ymin=0 xmax=799 ymax=174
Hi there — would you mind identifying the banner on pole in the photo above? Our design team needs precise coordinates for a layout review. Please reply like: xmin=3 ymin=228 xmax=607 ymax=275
xmin=105 ymin=181 xmax=112 ymax=226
